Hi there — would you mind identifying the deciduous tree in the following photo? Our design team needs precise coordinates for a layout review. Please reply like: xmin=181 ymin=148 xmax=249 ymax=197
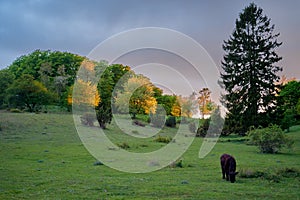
xmin=198 ymin=88 xmax=212 ymax=119
xmin=95 ymin=62 xmax=131 ymax=128
xmin=7 ymin=74 xmax=52 ymax=112
xmin=0 ymin=69 xmax=14 ymax=107
xmin=114 ymin=74 xmax=157 ymax=118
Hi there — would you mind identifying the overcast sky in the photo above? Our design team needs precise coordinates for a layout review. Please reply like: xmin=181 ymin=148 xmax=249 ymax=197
xmin=1 ymin=0 xmax=299 ymax=86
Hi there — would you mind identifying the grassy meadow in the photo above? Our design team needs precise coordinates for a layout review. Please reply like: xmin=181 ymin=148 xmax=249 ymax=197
xmin=0 ymin=111 xmax=299 ymax=199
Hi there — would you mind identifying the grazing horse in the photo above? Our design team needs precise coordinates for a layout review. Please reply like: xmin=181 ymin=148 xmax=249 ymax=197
xmin=220 ymin=154 xmax=238 ymax=183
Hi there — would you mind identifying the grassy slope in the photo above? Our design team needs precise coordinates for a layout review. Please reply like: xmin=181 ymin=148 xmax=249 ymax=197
xmin=0 ymin=112 xmax=299 ymax=199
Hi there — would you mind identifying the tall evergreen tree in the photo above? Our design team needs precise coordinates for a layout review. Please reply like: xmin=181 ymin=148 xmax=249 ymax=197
xmin=220 ymin=3 xmax=282 ymax=134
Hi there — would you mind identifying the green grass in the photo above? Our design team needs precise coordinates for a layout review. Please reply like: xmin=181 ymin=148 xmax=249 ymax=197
xmin=0 ymin=111 xmax=299 ymax=199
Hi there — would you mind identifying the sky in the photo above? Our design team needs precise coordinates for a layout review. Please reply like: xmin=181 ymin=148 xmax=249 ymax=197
xmin=0 ymin=0 xmax=299 ymax=97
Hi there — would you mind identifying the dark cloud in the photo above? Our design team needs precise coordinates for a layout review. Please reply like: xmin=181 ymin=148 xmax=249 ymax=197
xmin=0 ymin=0 xmax=299 ymax=81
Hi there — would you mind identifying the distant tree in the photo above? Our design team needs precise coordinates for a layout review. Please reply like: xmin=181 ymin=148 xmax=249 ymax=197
xmin=70 ymin=79 xmax=100 ymax=108
xmin=196 ymin=106 xmax=224 ymax=137
xmin=171 ymin=100 xmax=181 ymax=117
xmin=0 ymin=69 xmax=15 ymax=107
xmin=38 ymin=62 xmax=53 ymax=89
xmin=207 ymin=106 xmax=224 ymax=136
xmin=156 ymin=94 xmax=177 ymax=116
xmin=114 ymin=74 xmax=157 ymax=118
xmin=198 ymin=88 xmax=212 ymax=119
xmin=8 ymin=50 xmax=84 ymax=82
xmin=280 ymin=109 xmax=296 ymax=132
xmin=278 ymin=81 xmax=300 ymax=112
xmin=276 ymin=75 xmax=296 ymax=86
xmin=7 ymin=50 xmax=84 ymax=108
xmin=173 ymin=94 xmax=198 ymax=118
xmin=8 ymin=50 xmax=50 ymax=79
xmin=68 ymin=59 xmax=101 ymax=112
xmin=277 ymin=80 xmax=300 ymax=130
xmin=6 ymin=74 xmax=52 ymax=112
xmin=95 ymin=62 xmax=131 ymax=128
xmin=220 ymin=3 xmax=282 ymax=134
xmin=186 ymin=92 xmax=199 ymax=117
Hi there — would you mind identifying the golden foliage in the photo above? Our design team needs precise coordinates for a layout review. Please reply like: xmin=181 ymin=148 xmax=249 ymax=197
xmin=81 ymin=59 xmax=96 ymax=71
xmin=115 ymin=75 xmax=157 ymax=114
xmin=171 ymin=95 xmax=197 ymax=118
xmin=68 ymin=79 xmax=100 ymax=107
xmin=171 ymin=104 xmax=181 ymax=117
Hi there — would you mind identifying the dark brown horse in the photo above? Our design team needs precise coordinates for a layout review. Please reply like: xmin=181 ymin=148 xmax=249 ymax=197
xmin=220 ymin=154 xmax=238 ymax=183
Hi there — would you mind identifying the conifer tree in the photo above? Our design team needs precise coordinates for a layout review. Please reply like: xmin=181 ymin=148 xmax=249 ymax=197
xmin=220 ymin=3 xmax=282 ymax=134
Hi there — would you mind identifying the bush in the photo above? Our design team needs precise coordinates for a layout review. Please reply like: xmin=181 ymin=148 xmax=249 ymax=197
xmin=169 ymin=159 xmax=183 ymax=168
xmin=276 ymin=167 xmax=300 ymax=178
xmin=136 ymin=114 xmax=151 ymax=124
xmin=154 ymin=135 xmax=171 ymax=143
xmin=239 ymin=168 xmax=265 ymax=178
xmin=131 ymin=130 xmax=139 ymax=134
xmin=165 ymin=116 xmax=176 ymax=127
xmin=196 ymin=118 xmax=210 ymax=137
xmin=117 ymin=142 xmax=130 ymax=149
xmin=80 ymin=112 xmax=97 ymax=126
xmin=239 ymin=167 xmax=300 ymax=183
xmin=93 ymin=160 xmax=104 ymax=166
xmin=248 ymin=125 xmax=294 ymax=153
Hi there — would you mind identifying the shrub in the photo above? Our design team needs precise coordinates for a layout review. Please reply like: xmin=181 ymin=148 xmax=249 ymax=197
xmin=165 ymin=116 xmax=176 ymax=127
xmin=117 ymin=142 xmax=130 ymax=149
xmin=169 ymin=159 xmax=183 ymax=168
xmin=239 ymin=167 xmax=279 ymax=181
xmin=196 ymin=118 xmax=210 ymax=137
xmin=80 ymin=112 xmax=96 ymax=126
xmin=276 ymin=167 xmax=300 ymax=178
xmin=239 ymin=168 xmax=265 ymax=178
xmin=248 ymin=125 xmax=294 ymax=153
xmin=139 ymin=144 xmax=148 ymax=147
xmin=93 ymin=160 xmax=104 ymax=166
xmin=131 ymin=130 xmax=139 ymax=134
xmin=238 ymin=167 xmax=300 ymax=183
xmin=154 ymin=135 xmax=171 ymax=143
xmin=136 ymin=114 xmax=151 ymax=124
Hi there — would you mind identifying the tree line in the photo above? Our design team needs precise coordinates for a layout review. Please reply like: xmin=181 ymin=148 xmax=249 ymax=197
xmin=1 ymin=3 xmax=299 ymax=135
xmin=0 ymin=50 xmax=214 ymax=129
